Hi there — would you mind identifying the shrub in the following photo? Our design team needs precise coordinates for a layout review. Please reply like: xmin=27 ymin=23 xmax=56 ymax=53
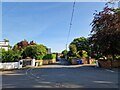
xmin=43 ymin=54 xmax=52 ymax=60
xmin=61 ymin=50 xmax=68 ymax=58
xmin=1 ymin=49 xmax=21 ymax=62
xmin=42 ymin=54 xmax=56 ymax=60
xmin=23 ymin=44 xmax=47 ymax=59
xmin=36 ymin=55 xmax=43 ymax=60
xmin=52 ymin=54 xmax=56 ymax=59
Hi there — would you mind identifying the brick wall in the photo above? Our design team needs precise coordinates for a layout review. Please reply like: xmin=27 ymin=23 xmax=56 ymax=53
xmin=82 ymin=58 xmax=95 ymax=64
xmin=98 ymin=59 xmax=120 ymax=68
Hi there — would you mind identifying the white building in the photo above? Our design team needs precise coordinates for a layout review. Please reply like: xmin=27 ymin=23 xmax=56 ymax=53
xmin=48 ymin=48 xmax=51 ymax=54
xmin=0 ymin=41 xmax=9 ymax=51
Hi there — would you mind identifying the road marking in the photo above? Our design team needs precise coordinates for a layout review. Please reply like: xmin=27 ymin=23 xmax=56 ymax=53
xmin=26 ymin=68 xmax=41 ymax=80
xmin=25 ymin=68 xmax=31 ymax=75
xmin=25 ymin=68 xmax=34 ymax=79
xmin=29 ymin=68 xmax=40 ymax=79
xmin=105 ymin=69 xmax=115 ymax=73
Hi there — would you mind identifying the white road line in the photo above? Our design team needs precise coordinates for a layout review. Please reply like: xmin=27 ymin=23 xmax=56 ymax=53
xmin=30 ymin=68 xmax=40 ymax=78
xmin=105 ymin=69 xmax=115 ymax=73
xmin=26 ymin=68 xmax=40 ymax=80
xmin=25 ymin=68 xmax=35 ymax=79
xmin=25 ymin=68 xmax=31 ymax=75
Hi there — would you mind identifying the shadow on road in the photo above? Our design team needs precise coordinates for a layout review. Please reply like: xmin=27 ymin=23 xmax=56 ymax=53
xmin=1 ymin=58 xmax=119 ymax=88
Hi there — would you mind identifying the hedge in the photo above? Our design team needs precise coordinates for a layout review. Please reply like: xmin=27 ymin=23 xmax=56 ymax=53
xmin=42 ymin=54 xmax=56 ymax=60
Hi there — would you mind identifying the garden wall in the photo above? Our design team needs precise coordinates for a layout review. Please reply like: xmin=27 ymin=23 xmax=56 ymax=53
xmin=98 ymin=59 xmax=120 ymax=68
xmin=0 ymin=60 xmax=23 ymax=70
xmin=82 ymin=58 xmax=95 ymax=64
xmin=70 ymin=58 xmax=95 ymax=65
xmin=0 ymin=62 xmax=20 ymax=70
xmin=35 ymin=59 xmax=56 ymax=66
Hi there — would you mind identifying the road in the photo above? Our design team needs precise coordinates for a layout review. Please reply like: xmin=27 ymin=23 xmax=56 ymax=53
xmin=1 ymin=60 xmax=119 ymax=88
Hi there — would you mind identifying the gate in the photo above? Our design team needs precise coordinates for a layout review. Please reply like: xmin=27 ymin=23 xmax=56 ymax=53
xmin=22 ymin=59 xmax=32 ymax=67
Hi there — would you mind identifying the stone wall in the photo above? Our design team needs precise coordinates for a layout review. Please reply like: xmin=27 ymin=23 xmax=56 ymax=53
xmin=35 ymin=59 xmax=56 ymax=66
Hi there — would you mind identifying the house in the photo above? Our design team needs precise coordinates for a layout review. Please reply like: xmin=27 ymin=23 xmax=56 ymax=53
xmin=0 ymin=41 xmax=9 ymax=51
xmin=48 ymin=48 xmax=51 ymax=54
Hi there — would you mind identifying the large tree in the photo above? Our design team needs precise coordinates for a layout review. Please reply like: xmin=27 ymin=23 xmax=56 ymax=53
xmin=91 ymin=6 xmax=120 ymax=60
xmin=22 ymin=44 xmax=48 ymax=59
xmin=68 ymin=37 xmax=89 ymax=58
xmin=70 ymin=37 xmax=89 ymax=52
xmin=13 ymin=40 xmax=36 ymax=51
xmin=61 ymin=49 xmax=68 ymax=58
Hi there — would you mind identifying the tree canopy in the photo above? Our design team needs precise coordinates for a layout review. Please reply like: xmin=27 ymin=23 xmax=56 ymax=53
xmin=13 ymin=40 xmax=36 ymax=51
xmin=22 ymin=44 xmax=48 ymax=59
xmin=67 ymin=37 xmax=89 ymax=58
xmin=70 ymin=37 xmax=89 ymax=52
xmin=90 ymin=6 xmax=120 ymax=60
xmin=62 ymin=50 xmax=68 ymax=56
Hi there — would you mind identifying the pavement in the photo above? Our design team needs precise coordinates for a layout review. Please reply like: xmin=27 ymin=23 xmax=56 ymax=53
xmin=1 ymin=59 xmax=119 ymax=88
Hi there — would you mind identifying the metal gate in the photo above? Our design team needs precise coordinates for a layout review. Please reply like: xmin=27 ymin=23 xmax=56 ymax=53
xmin=22 ymin=59 xmax=32 ymax=67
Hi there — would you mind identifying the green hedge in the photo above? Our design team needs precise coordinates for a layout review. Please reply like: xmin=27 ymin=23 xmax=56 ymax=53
xmin=1 ymin=49 xmax=21 ymax=62
xmin=52 ymin=54 xmax=56 ymax=59
xmin=36 ymin=55 xmax=44 ymax=60
xmin=42 ymin=54 xmax=56 ymax=60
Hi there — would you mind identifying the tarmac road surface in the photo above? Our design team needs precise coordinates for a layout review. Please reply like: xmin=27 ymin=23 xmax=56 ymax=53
xmin=2 ymin=64 xmax=119 ymax=88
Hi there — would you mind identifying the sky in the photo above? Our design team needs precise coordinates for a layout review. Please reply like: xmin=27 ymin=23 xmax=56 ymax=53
xmin=2 ymin=2 xmax=118 ymax=53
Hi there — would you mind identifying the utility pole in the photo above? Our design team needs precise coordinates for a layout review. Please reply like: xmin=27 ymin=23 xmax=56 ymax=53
xmin=65 ymin=1 xmax=76 ymax=60
xmin=118 ymin=1 xmax=120 ymax=8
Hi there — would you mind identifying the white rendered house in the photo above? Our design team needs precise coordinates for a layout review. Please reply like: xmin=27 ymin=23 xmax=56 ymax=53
xmin=0 ymin=41 xmax=9 ymax=51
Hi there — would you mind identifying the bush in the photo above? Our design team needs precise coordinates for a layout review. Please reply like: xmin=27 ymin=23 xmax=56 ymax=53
xmin=1 ymin=49 xmax=21 ymax=62
xmin=61 ymin=50 xmax=68 ymax=58
xmin=52 ymin=54 xmax=56 ymax=59
xmin=36 ymin=55 xmax=43 ymax=60
xmin=23 ymin=44 xmax=47 ymax=59
xmin=43 ymin=54 xmax=52 ymax=60
xmin=43 ymin=54 xmax=56 ymax=60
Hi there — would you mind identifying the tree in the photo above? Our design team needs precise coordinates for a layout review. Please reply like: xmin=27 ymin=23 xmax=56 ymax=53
xmin=61 ymin=49 xmax=68 ymax=58
xmin=43 ymin=54 xmax=56 ymax=60
xmin=68 ymin=37 xmax=90 ymax=58
xmin=29 ymin=41 xmax=36 ymax=45
xmin=62 ymin=50 xmax=68 ymax=56
xmin=0 ymin=49 xmax=5 ymax=62
xmin=8 ymin=45 xmax=12 ymax=50
xmin=13 ymin=40 xmax=36 ymax=51
xmin=1 ymin=49 xmax=21 ymax=62
xmin=68 ymin=44 xmax=77 ymax=57
xmin=13 ymin=40 xmax=29 ymax=51
xmin=22 ymin=44 xmax=48 ymax=59
xmin=4 ymin=39 xmax=9 ymax=42
xmin=91 ymin=6 xmax=120 ymax=60
xmin=70 ymin=37 xmax=89 ymax=52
